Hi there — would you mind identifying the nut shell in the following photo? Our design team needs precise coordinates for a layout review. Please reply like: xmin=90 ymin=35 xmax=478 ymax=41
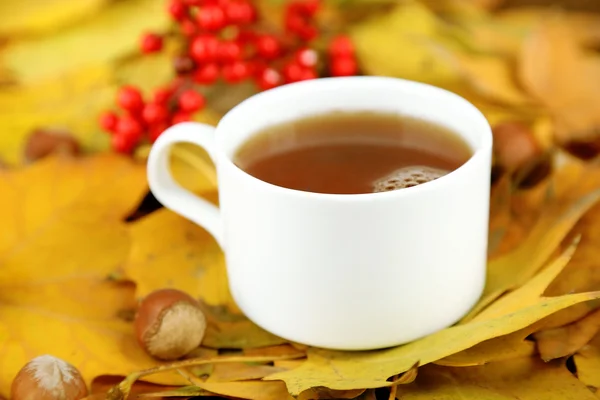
xmin=134 ymin=289 xmax=207 ymax=360
xmin=492 ymin=122 xmax=541 ymax=173
xmin=23 ymin=128 xmax=80 ymax=164
xmin=11 ymin=355 xmax=88 ymax=400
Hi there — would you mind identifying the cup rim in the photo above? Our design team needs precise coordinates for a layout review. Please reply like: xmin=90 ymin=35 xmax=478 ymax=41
xmin=215 ymin=76 xmax=492 ymax=201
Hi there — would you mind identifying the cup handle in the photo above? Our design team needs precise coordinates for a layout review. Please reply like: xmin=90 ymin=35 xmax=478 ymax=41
xmin=147 ymin=122 xmax=224 ymax=248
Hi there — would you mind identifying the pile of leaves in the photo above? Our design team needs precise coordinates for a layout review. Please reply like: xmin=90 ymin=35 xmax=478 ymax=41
xmin=1 ymin=0 xmax=600 ymax=399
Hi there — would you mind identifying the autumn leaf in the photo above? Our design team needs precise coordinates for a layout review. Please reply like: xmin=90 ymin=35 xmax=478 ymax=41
xmin=0 ymin=0 xmax=110 ymax=36
xmin=0 ymin=65 xmax=115 ymax=165
xmin=349 ymin=2 xmax=461 ymax=86
xmin=124 ymin=209 xmax=232 ymax=307
xmin=461 ymin=181 xmax=600 ymax=321
xmin=1 ymin=0 xmax=170 ymax=84
xmin=396 ymin=357 xmax=597 ymax=400
xmin=267 ymin=240 xmax=600 ymax=393
xmin=517 ymin=15 xmax=600 ymax=141
xmin=0 ymin=154 xmax=193 ymax=397
xmin=574 ymin=332 xmax=600 ymax=390
xmin=535 ymin=308 xmax=600 ymax=361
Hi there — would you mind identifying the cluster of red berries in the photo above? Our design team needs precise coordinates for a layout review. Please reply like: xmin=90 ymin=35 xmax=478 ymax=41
xmin=100 ymin=0 xmax=358 ymax=153
xmin=99 ymin=85 xmax=205 ymax=152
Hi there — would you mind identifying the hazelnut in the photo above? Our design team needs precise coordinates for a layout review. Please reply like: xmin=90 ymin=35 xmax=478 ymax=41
xmin=492 ymin=122 xmax=541 ymax=173
xmin=11 ymin=355 xmax=88 ymax=400
xmin=134 ymin=288 xmax=207 ymax=360
xmin=23 ymin=128 xmax=80 ymax=164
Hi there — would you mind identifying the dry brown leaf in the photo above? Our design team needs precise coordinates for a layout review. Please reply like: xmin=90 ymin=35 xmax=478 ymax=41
xmin=207 ymin=363 xmax=287 ymax=382
xmin=535 ymin=308 xmax=600 ymax=361
xmin=395 ymin=357 xmax=597 ymax=399
xmin=297 ymin=387 xmax=366 ymax=400
xmin=518 ymin=15 xmax=600 ymax=141
xmin=461 ymin=175 xmax=600 ymax=322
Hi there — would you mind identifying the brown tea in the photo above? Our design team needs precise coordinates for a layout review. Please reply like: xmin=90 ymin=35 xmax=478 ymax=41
xmin=234 ymin=111 xmax=472 ymax=194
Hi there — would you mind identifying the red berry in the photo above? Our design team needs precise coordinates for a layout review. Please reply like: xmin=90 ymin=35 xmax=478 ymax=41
xmin=197 ymin=4 xmax=226 ymax=31
xmin=256 ymin=68 xmax=282 ymax=91
xmin=298 ymin=24 xmax=318 ymax=41
xmin=331 ymin=57 xmax=357 ymax=77
xmin=255 ymin=34 xmax=281 ymax=59
xmin=225 ymin=1 xmax=256 ymax=25
xmin=329 ymin=35 xmax=354 ymax=58
xmin=285 ymin=13 xmax=305 ymax=34
xmin=112 ymin=133 xmax=137 ymax=154
xmin=116 ymin=115 xmax=144 ymax=138
xmin=299 ymin=67 xmax=318 ymax=81
xmin=99 ymin=111 xmax=118 ymax=133
xmin=193 ymin=63 xmax=220 ymax=84
xmin=142 ymin=103 xmax=169 ymax=125
xmin=217 ymin=40 xmax=243 ymax=63
xmin=149 ymin=122 xmax=169 ymax=143
xmin=295 ymin=47 xmax=318 ymax=68
xmin=140 ymin=33 xmax=163 ymax=54
xmin=154 ymin=88 xmax=173 ymax=105
xmin=168 ymin=0 xmax=188 ymax=21
xmin=302 ymin=0 xmax=320 ymax=16
xmin=180 ymin=19 xmax=197 ymax=37
xmin=283 ymin=62 xmax=304 ymax=83
xmin=190 ymin=34 xmax=219 ymax=62
xmin=172 ymin=111 xmax=192 ymax=124
xmin=222 ymin=61 xmax=249 ymax=83
xmin=117 ymin=86 xmax=144 ymax=112
xmin=178 ymin=90 xmax=206 ymax=113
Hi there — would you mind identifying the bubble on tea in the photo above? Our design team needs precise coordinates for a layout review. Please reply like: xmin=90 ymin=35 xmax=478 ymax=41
xmin=372 ymin=166 xmax=449 ymax=192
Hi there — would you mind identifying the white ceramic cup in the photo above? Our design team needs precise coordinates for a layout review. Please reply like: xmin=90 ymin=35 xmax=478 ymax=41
xmin=147 ymin=76 xmax=492 ymax=350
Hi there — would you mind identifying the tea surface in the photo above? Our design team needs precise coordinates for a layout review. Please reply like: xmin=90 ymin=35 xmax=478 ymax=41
xmin=234 ymin=111 xmax=472 ymax=194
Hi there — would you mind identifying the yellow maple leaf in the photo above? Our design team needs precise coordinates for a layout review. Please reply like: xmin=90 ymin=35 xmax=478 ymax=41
xmin=0 ymin=154 xmax=186 ymax=396
xmin=0 ymin=0 xmax=110 ymax=37
xmin=1 ymin=0 xmax=170 ymax=85
xmin=396 ymin=357 xmax=597 ymax=399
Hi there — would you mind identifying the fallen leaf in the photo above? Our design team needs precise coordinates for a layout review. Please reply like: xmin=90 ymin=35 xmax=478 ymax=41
xmin=448 ymin=52 xmax=532 ymax=105
xmin=435 ymin=329 xmax=535 ymax=367
xmin=124 ymin=209 xmax=232 ymax=307
xmin=201 ymin=304 xmax=288 ymax=349
xmin=395 ymin=357 xmax=597 ymax=399
xmin=0 ymin=154 xmax=188 ymax=397
xmin=0 ymin=0 xmax=110 ymax=36
xmin=267 ymin=237 xmax=600 ymax=393
xmin=298 ymin=387 xmax=365 ymax=400
xmin=461 ymin=180 xmax=600 ymax=321
xmin=1 ymin=0 xmax=169 ymax=84
xmin=135 ymin=385 xmax=214 ymax=397
xmin=518 ymin=15 xmax=600 ymax=141
xmin=472 ymin=239 xmax=579 ymax=322
xmin=206 ymin=362 xmax=287 ymax=382
xmin=0 ymin=65 xmax=114 ymax=165
xmin=535 ymin=307 xmax=600 ymax=361
xmin=349 ymin=2 xmax=461 ymax=86
xmin=193 ymin=380 xmax=295 ymax=400
xmin=574 ymin=332 xmax=600 ymax=389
